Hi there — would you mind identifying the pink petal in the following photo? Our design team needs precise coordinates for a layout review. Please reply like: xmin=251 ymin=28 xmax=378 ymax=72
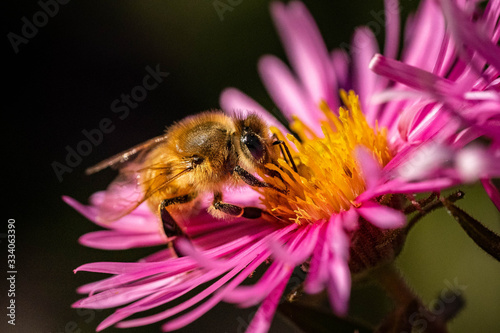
xmin=481 ymin=178 xmax=500 ymax=211
xmin=395 ymin=142 xmax=452 ymax=181
xmin=73 ymin=275 xmax=179 ymax=309
xmin=224 ymin=261 xmax=290 ymax=307
xmin=62 ymin=195 xmax=157 ymax=232
xmin=74 ymin=260 xmax=197 ymax=290
xmin=326 ymin=214 xmax=350 ymax=259
xmin=224 ymin=225 xmax=311 ymax=307
xmin=79 ymin=231 xmax=164 ymax=250
xmin=439 ymin=0 xmax=500 ymax=73
xmin=342 ymin=208 xmax=360 ymax=231
xmin=258 ymin=55 xmax=323 ymax=134
xmin=357 ymin=178 xmax=457 ymax=202
xmin=268 ymin=223 xmax=319 ymax=266
xmin=303 ymin=224 xmax=329 ymax=294
xmin=369 ymin=54 xmax=459 ymax=98
xmin=355 ymin=146 xmax=382 ymax=190
xmin=96 ymin=272 xmax=210 ymax=330
xmin=113 ymin=225 xmax=297 ymax=330
xmin=455 ymin=146 xmax=497 ymax=182
xmin=245 ymin=271 xmax=291 ymax=333
xmin=401 ymin=0 xmax=445 ymax=71
xmin=383 ymin=0 xmax=401 ymax=60
xmin=174 ymin=237 xmax=231 ymax=270
xmin=103 ymin=264 xmax=236 ymax=328
xmin=351 ymin=27 xmax=381 ymax=125
xmin=319 ymin=215 xmax=352 ymax=316
xmin=356 ymin=201 xmax=406 ymax=228
xmin=484 ymin=0 xmax=500 ymax=39
xmin=331 ymin=49 xmax=350 ymax=89
xmin=270 ymin=1 xmax=338 ymax=108
xmin=117 ymin=260 xmax=250 ymax=329
xmin=327 ymin=257 xmax=351 ymax=316
xmin=158 ymin=252 xmax=270 ymax=331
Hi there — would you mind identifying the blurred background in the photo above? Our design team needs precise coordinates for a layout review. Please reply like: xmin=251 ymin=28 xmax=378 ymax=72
xmin=3 ymin=0 xmax=499 ymax=332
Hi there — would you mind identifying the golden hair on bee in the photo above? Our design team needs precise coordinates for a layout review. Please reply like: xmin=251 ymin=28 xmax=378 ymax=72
xmin=86 ymin=110 xmax=286 ymax=244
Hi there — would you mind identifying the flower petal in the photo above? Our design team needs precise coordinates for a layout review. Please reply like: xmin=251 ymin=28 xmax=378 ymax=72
xmin=303 ymin=224 xmax=329 ymax=294
xmin=355 ymin=145 xmax=382 ymax=190
xmin=327 ymin=256 xmax=351 ymax=316
xmin=270 ymin=1 xmax=338 ymax=108
xmin=383 ymin=0 xmax=401 ymax=60
xmin=482 ymin=178 xmax=500 ymax=211
xmin=78 ymin=231 xmax=164 ymax=250
xmin=258 ymin=55 xmax=323 ymax=134
xmin=357 ymin=201 xmax=406 ymax=228
xmin=352 ymin=27 xmax=381 ymax=124
xmin=62 ymin=195 xmax=157 ymax=232
xmin=439 ymin=0 xmax=500 ymax=73
xmin=369 ymin=54 xmax=459 ymax=99
xmin=245 ymin=271 xmax=291 ymax=333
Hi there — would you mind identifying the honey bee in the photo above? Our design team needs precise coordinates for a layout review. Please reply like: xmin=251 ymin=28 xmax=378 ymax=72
xmin=86 ymin=111 xmax=287 ymax=242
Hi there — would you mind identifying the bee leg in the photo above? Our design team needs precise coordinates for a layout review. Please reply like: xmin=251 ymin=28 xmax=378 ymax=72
xmin=233 ymin=165 xmax=287 ymax=194
xmin=159 ymin=193 xmax=196 ymax=256
xmin=212 ymin=191 xmax=266 ymax=219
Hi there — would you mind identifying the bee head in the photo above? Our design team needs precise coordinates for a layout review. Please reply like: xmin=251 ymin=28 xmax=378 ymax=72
xmin=236 ymin=114 xmax=278 ymax=171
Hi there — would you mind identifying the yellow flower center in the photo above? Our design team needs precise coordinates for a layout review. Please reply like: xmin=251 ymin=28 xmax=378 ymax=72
xmin=258 ymin=90 xmax=392 ymax=225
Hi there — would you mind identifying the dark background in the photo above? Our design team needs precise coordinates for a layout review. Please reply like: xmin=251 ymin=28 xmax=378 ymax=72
xmin=3 ymin=1 xmax=499 ymax=332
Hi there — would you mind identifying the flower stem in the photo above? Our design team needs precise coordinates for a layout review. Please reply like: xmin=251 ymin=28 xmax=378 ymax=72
xmin=373 ymin=264 xmax=451 ymax=333
xmin=374 ymin=263 xmax=417 ymax=307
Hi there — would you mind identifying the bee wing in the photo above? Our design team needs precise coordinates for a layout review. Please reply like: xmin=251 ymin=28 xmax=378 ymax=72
xmin=94 ymin=162 xmax=193 ymax=224
xmin=86 ymin=133 xmax=193 ymax=223
xmin=85 ymin=134 xmax=170 ymax=175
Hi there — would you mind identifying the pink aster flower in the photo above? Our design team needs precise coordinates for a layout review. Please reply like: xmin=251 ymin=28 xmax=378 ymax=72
xmin=68 ymin=0 xmax=500 ymax=332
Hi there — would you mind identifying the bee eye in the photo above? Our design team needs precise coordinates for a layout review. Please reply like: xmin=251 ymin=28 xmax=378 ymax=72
xmin=242 ymin=133 xmax=264 ymax=161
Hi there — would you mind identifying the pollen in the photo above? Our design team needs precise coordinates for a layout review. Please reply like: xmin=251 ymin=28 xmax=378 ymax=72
xmin=259 ymin=90 xmax=392 ymax=225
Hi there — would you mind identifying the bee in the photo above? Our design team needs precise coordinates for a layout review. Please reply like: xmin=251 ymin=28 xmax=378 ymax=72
xmin=86 ymin=111 xmax=288 ymax=243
